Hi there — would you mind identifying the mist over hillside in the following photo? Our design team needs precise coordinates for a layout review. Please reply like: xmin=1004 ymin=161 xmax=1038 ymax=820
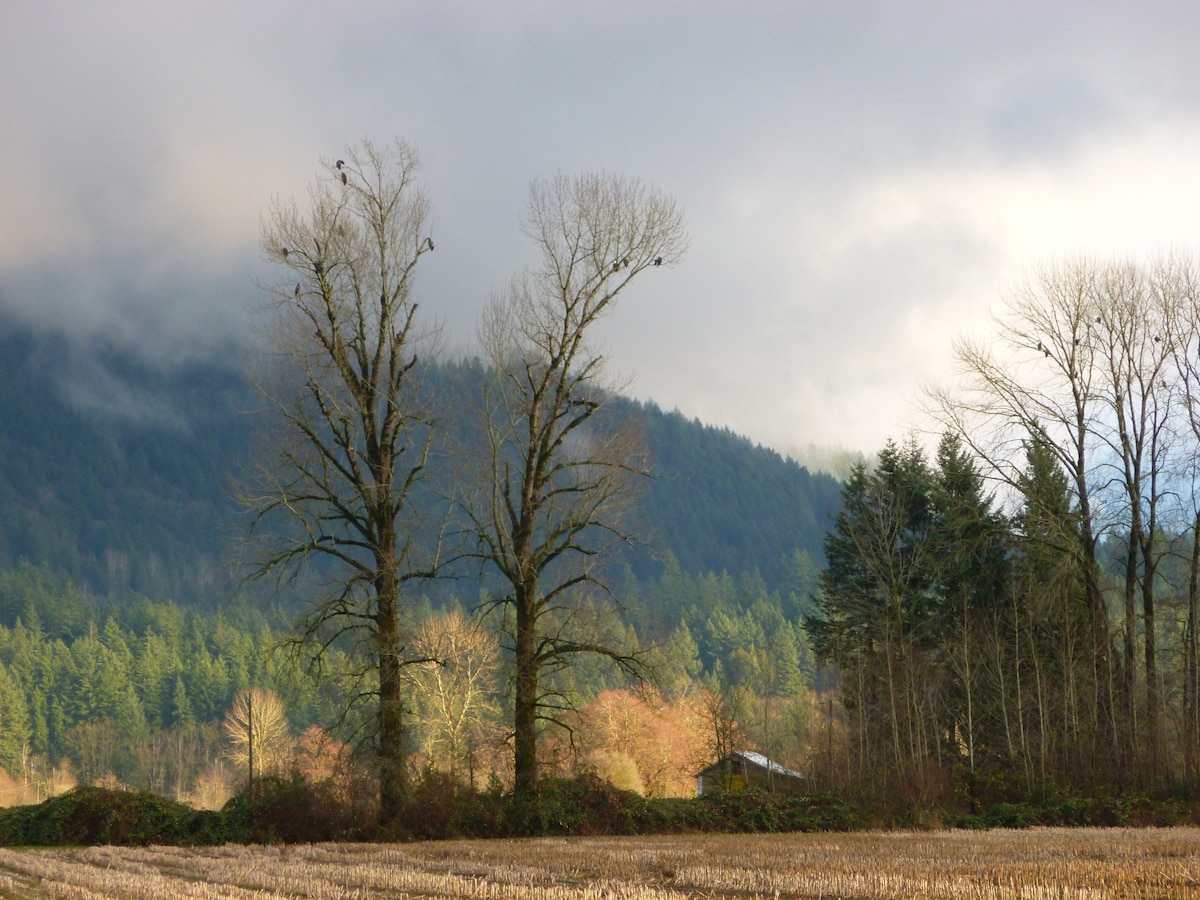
xmin=0 ymin=316 xmax=251 ymax=604
xmin=0 ymin=313 xmax=840 ymax=607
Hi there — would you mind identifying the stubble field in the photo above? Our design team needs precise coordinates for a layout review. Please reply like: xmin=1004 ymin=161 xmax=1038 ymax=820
xmin=0 ymin=827 xmax=1197 ymax=899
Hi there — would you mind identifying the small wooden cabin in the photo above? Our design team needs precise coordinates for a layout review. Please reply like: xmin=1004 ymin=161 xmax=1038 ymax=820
xmin=694 ymin=750 xmax=806 ymax=796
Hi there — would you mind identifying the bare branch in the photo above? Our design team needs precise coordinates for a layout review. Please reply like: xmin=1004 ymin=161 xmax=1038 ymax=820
xmin=461 ymin=171 xmax=686 ymax=800
xmin=241 ymin=138 xmax=442 ymax=823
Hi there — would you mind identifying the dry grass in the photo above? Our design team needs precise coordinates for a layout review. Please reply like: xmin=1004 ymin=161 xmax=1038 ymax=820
xmin=0 ymin=828 xmax=1197 ymax=899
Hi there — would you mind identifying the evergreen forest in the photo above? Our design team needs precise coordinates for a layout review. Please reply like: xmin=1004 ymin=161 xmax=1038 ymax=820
xmin=4 ymin=254 xmax=1200 ymax=832
xmin=0 ymin=312 xmax=838 ymax=810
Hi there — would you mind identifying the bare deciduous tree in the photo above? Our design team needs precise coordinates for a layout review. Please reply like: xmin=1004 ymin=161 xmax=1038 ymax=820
xmin=1161 ymin=255 xmax=1200 ymax=775
xmin=1091 ymin=261 xmax=1178 ymax=775
xmin=927 ymin=254 xmax=1200 ymax=785
xmin=406 ymin=610 xmax=500 ymax=787
xmin=244 ymin=138 xmax=438 ymax=823
xmin=461 ymin=172 xmax=687 ymax=802
xmin=62 ymin=721 xmax=123 ymax=786
xmin=223 ymin=687 xmax=292 ymax=785
xmin=926 ymin=259 xmax=1116 ymax=775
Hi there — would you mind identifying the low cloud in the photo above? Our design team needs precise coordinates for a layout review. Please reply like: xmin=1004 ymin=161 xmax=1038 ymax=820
xmin=2 ymin=2 xmax=1197 ymax=455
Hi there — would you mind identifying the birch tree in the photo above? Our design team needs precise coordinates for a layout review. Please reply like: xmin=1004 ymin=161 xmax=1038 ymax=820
xmin=406 ymin=610 xmax=500 ymax=787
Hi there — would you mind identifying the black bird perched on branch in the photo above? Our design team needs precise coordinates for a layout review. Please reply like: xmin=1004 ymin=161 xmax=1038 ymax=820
xmin=423 ymin=236 xmax=434 ymax=251
xmin=336 ymin=159 xmax=345 ymax=169
xmin=281 ymin=247 xmax=289 ymax=258
xmin=653 ymin=256 xmax=663 ymax=266
xmin=341 ymin=171 xmax=348 ymax=185
xmin=612 ymin=261 xmax=620 ymax=273
xmin=294 ymin=284 xmax=301 ymax=297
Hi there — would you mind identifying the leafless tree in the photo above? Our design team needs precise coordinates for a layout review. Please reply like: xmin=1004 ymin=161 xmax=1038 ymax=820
xmin=1160 ymin=255 xmax=1200 ymax=775
xmin=460 ymin=172 xmax=687 ymax=802
xmin=928 ymin=254 xmax=1200 ymax=785
xmin=223 ymin=687 xmax=292 ymax=786
xmin=406 ymin=610 xmax=501 ymax=787
xmin=1090 ymin=261 xmax=1180 ymax=775
xmin=700 ymin=675 xmax=748 ymax=777
xmin=244 ymin=138 xmax=439 ymax=823
xmin=926 ymin=259 xmax=1116 ymax=775
xmin=62 ymin=721 xmax=123 ymax=786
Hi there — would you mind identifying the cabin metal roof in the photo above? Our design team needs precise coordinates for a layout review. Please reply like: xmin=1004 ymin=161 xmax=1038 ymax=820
xmin=695 ymin=750 xmax=805 ymax=780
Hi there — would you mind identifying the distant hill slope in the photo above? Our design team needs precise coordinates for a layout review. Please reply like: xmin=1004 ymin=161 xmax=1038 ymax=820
xmin=626 ymin=400 xmax=841 ymax=589
xmin=0 ymin=322 xmax=250 ymax=603
xmin=0 ymin=318 xmax=839 ymax=604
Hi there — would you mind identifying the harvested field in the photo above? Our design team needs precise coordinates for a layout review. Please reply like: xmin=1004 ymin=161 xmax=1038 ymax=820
xmin=0 ymin=828 xmax=1197 ymax=899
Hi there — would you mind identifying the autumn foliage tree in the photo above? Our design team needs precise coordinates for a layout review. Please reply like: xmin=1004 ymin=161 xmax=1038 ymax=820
xmin=575 ymin=687 xmax=711 ymax=797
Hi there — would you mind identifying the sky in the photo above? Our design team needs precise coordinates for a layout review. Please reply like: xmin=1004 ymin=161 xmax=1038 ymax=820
xmin=2 ymin=2 xmax=1199 ymax=460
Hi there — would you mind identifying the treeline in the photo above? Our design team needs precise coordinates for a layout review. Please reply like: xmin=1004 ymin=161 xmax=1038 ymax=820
xmin=0 ymin=555 xmax=825 ymax=806
xmin=0 ymin=563 xmax=347 ymax=805
xmin=809 ymin=257 xmax=1200 ymax=811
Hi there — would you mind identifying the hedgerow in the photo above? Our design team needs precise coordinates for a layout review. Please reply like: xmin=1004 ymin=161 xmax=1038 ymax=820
xmin=3 ymin=776 xmax=1197 ymax=846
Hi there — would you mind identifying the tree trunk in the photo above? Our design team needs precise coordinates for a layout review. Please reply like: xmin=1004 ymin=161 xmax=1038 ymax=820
xmin=1122 ymin=529 xmax=1139 ymax=778
xmin=1078 ymin=518 xmax=1115 ymax=780
xmin=377 ymin=572 xmax=405 ymax=826
xmin=1142 ymin=553 xmax=1159 ymax=780
xmin=1187 ymin=511 xmax=1200 ymax=779
xmin=513 ymin=585 xmax=539 ymax=804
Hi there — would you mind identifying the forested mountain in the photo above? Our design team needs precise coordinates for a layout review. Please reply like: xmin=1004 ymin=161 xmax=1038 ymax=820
xmin=0 ymin=324 xmax=248 ymax=604
xmin=0 ymin=317 xmax=839 ymax=606
xmin=0 ymin=314 xmax=840 ymax=802
xmin=6 ymin=260 xmax=1199 ymax=821
xmin=628 ymin=401 xmax=839 ymax=589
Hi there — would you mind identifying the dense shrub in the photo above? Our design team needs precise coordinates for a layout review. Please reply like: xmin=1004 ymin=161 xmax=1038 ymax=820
xmin=959 ymin=769 xmax=1030 ymax=810
xmin=694 ymin=789 xmax=863 ymax=833
xmin=222 ymin=772 xmax=372 ymax=844
xmin=387 ymin=770 xmax=505 ymax=841
xmin=501 ymin=775 xmax=649 ymax=837
xmin=0 ymin=786 xmax=225 ymax=846
xmin=952 ymin=792 xmax=1200 ymax=830
xmin=981 ymin=802 xmax=1039 ymax=829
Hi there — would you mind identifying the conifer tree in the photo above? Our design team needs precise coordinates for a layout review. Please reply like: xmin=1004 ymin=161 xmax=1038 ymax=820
xmin=0 ymin=662 xmax=29 ymax=775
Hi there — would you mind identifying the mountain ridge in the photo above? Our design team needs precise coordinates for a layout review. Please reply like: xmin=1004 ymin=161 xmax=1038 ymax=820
xmin=0 ymin=315 xmax=840 ymax=606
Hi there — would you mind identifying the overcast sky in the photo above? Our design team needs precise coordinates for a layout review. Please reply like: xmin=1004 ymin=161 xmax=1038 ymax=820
xmin=2 ymin=2 xmax=1198 ymax=459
